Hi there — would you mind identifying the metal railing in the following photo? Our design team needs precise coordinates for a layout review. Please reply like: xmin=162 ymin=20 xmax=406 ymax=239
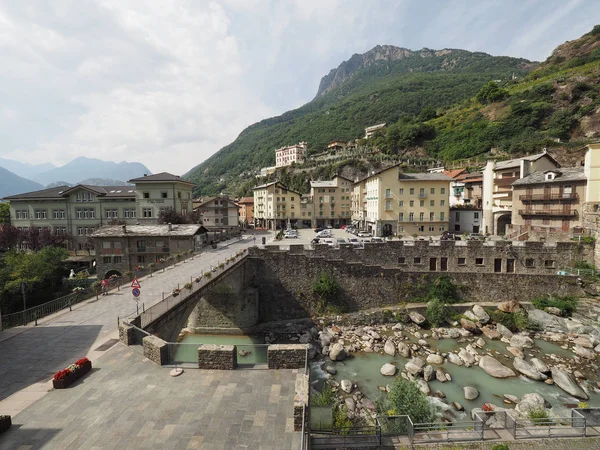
xmin=520 ymin=193 xmax=579 ymax=201
xmin=511 ymin=414 xmax=586 ymax=439
xmin=1 ymin=291 xmax=86 ymax=329
xmin=518 ymin=209 xmax=578 ymax=217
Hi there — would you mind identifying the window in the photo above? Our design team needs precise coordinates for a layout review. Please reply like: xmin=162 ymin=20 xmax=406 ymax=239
xmin=455 ymin=225 xmax=460 ymax=231
xmin=77 ymin=209 xmax=83 ymax=219
xmin=409 ymin=212 xmax=414 ymax=221
xmin=525 ymin=258 xmax=535 ymax=268
xmin=440 ymin=212 xmax=445 ymax=221
xmin=114 ymin=241 xmax=121 ymax=248
xmin=440 ymin=200 xmax=445 ymax=206
xmin=430 ymin=200 xmax=435 ymax=207
xmin=409 ymin=188 xmax=414 ymax=195
xmin=76 ymin=191 xmax=94 ymax=202
xmin=291 ymin=197 xmax=295 ymax=201
xmin=398 ymin=257 xmax=406 ymax=264
xmin=385 ymin=188 xmax=391 ymax=198
xmin=430 ymin=188 xmax=435 ymax=194
xmin=419 ymin=212 xmax=424 ymax=221
xmin=458 ymin=257 xmax=466 ymax=265
xmin=177 ymin=192 xmax=182 ymax=199
xmin=420 ymin=200 xmax=424 ymax=207
xmin=439 ymin=226 xmax=445 ymax=232
xmin=102 ymin=241 xmax=111 ymax=249
xmin=475 ymin=258 xmax=484 ymax=265
xmin=103 ymin=256 xmax=111 ymax=263
xmin=429 ymin=225 xmax=435 ymax=231
xmin=77 ymin=227 xmax=84 ymax=236
xmin=399 ymin=213 xmax=404 ymax=222
xmin=385 ymin=200 xmax=391 ymax=210
xmin=441 ymin=188 xmax=446 ymax=195
xmin=114 ymin=256 xmax=122 ymax=263
xmin=544 ymin=260 xmax=556 ymax=268
xmin=414 ymin=257 xmax=421 ymax=264
xmin=418 ymin=225 xmax=424 ymax=232
xmin=430 ymin=212 xmax=434 ymax=221
xmin=419 ymin=188 xmax=425 ymax=197
xmin=137 ymin=256 xmax=146 ymax=263
xmin=455 ymin=212 xmax=460 ymax=221
xmin=398 ymin=226 xmax=404 ymax=232
xmin=142 ymin=208 xmax=152 ymax=218
xmin=161 ymin=192 xmax=168 ymax=198
xmin=399 ymin=188 xmax=404 ymax=195
xmin=143 ymin=192 xmax=150 ymax=199
xmin=399 ymin=200 xmax=404 ymax=207
xmin=308 ymin=212 xmax=312 ymax=217
xmin=409 ymin=200 xmax=414 ymax=207
xmin=474 ymin=212 xmax=479 ymax=219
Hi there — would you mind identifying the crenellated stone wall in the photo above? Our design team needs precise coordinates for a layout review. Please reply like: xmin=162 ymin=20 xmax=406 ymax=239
xmin=267 ymin=344 xmax=308 ymax=369
xmin=143 ymin=335 xmax=168 ymax=365
xmin=197 ymin=344 xmax=237 ymax=370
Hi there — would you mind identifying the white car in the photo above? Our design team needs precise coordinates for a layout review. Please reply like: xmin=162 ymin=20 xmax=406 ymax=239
xmin=370 ymin=237 xmax=385 ymax=244
xmin=347 ymin=237 xmax=362 ymax=248
xmin=357 ymin=231 xmax=372 ymax=237
xmin=320 ymin=238 xmax=336 ymax=248
xmin=316 ymin=230 xmax=332 ymax=238
xmin=284 ymin=231 xmax=298 ymax=239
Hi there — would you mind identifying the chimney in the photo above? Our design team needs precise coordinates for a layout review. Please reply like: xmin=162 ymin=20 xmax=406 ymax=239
xmin=168 ymin=223 xmax=172 ymax=231
xmin=122 ymin=225 xmax=127 ymax=233
xmin=143 ymin=173 xmax=147 ymax=176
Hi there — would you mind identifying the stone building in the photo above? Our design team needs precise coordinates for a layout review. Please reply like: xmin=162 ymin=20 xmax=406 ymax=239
xmin=253 ymin=181 xmax=301 ymax=230
xmin=353 ymin=165 xmax=452 ymax=237
xmin=482 ymin=150 xmax=560 ymax=235
xmin=275 ymin=142 xmax=307 ymax=168
xmin=309 ymin=176 xmax=353 ymax=228
xmin=92 ymin=224 xmax=204 ymax=279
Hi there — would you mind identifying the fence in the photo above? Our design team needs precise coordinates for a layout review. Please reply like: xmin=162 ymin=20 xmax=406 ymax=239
xmin=165 ymin=341 xmax=269 ymax=367
xmin=508 ymin=413 xmax=586 ymax=439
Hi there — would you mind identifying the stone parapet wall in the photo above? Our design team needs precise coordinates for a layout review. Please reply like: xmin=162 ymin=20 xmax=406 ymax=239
xmin=197 ymin=344 xmax=237 ymax=370
xmin=294 ymin=373 xmax=309 ymax=432
xmin=267 ymin=344 xmax=308 ymax=369
xmin=118 ymin=322 xmax=135 ymax=346
xmin=143 ymin=335 xmax=168 ymax=365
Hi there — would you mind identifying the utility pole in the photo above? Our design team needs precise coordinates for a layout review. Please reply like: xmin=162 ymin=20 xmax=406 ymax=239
xmin=21 ymin=281 xmax=27 ymax=310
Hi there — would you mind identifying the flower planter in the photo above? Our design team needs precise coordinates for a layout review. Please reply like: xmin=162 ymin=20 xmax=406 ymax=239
xmin=0 ymin=416 xmax=11 ymax=434
xmin=52 ymin=360 xmax=92 ymax=389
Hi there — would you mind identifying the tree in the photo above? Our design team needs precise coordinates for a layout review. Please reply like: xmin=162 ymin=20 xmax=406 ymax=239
xmin=377 ymin=377 xmax=436 ymax=429
xmin=425 ymin=298 xmax=447 ymax=327
xmin=0 ymin=203 xmax=10 ymax=224
xmin=157 ymin=208 xmax=188 ymax=224
xmin=476 ymin=81 xmax=508 ymax=104
xmin=0 ymin=225 xmax=22 ymax=250
xmin=22 ymin=227 xmax=68 ymax=251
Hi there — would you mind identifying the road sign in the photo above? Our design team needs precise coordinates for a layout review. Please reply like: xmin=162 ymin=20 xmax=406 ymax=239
xmin=132 ymin=288 xmax=141 ymax=298
xmin=131 ymin=277 xmax=141 ymax=289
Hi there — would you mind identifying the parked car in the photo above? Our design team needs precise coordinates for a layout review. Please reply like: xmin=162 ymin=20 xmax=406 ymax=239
xmin=326 ymin=225 xmax=333 ymax=229
xmin=370 ymin=237 xmax=385 ymax=244
xmin=467 ymin=233 xmax=484 ymax=240
xmin=316 ymin=230 xmax=332 ymax=238
xmin=284 ymin=230 xmax=298 ymax=238
xmin=336 ymin=238 xmax=347 ymax=247
xmin=347 ymin=237 xmax=362 ymax=248
xmin=441 ymin=233 xmax=461 ymax=241
xmin=320 ymin=238 xmax=336 ymax=248
xmin=357 ymin=231 xmax=372 ymax=237
xmin=314 ymin=227 xmax=325 ymax=233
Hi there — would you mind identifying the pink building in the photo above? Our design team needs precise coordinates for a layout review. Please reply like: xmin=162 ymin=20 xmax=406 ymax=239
xmin=275 ymin=141 xmax=307 ymax=168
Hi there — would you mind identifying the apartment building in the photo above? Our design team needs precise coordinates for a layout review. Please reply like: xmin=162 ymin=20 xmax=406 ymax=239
xmin=194 ymin=196 xmax=240 ymax=228
xmin=445 ymin=169 xmax=484 ymax=234
xmin=354 ymin=165 xmax=452 ymax=237
xmin=275 ymin=141 xmax=307 ymax=168
xmin=253 ymin=181 xmax=301 ymax=230
xmin=92 ymin=224 xmax=204 ymax=279
xmin=237 ymin=197 xmax=254 ymax=227
xmin=128 ymin=173 xmax=195 ymax=223
xmin=351 ymin=179 xmax=367 ymax=228
xmin=482 ymin=150 xmax=559 ymax=235
xmin=364 ymin=123 xmax=386 ymax=139
xmin=309 ymin=176 xmax=353 ymax=228
xmin=327 ymin=140 xmax=347 ymax=152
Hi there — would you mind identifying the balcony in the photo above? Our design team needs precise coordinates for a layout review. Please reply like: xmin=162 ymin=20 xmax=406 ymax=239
xmin=518 ymin=209 xmax=578 ymax=217
xmin=131 ymin=247 xmax=170 ymax=253
xmin=418 ymin=193 xmax=428 ymax=199
xmin=519 ymin=193 xmax=579 ymax=202
xmin=495 ymin=176 xmax=519 ymax=187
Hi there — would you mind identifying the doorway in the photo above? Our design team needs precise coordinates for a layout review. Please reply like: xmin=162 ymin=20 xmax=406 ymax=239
xmin=494 ymin=258 xmax=502 ymax=273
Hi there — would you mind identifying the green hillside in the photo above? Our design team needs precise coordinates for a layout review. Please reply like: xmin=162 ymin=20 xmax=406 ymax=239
xmin=185 ymin=48 xmax=533 ymax=194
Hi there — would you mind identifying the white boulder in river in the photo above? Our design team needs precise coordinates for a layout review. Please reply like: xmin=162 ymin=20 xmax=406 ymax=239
xmin=397 ymin=341 xmax=411 ymax=358
xmin=515 ymin=393 xmax=547 ymax=414
xmin=384 ymin=339 xmax=396 ymax=356
xmin=479 ymin=356 xmax=516 ymax=378
xmin=329 ymin=343 xmax=346 ymax=361
xmin=551 ymin=368 xmax=588 ymax=399
xmin=472 ymin=305 xmax=490 ymax=324
xmin=340 ymin=380 xmax=353 ymax=393
xmin=409 ymin=312 xmax=426 ymax=325
xmin=513 ymin=358 xmax=547 ymax=381
xmin=463 ymin=386 xmax=479 ymax=400
xmin=381 ymin=363 xmax=397 ymax=376
xmin=510 ymin=334 xmax=535 ymax=349
xmin=426 ymin=354 xmax=444 ymax=365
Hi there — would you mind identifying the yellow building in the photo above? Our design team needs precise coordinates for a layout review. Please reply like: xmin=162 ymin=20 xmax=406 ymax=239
xmin=128 ymin=173 xmax=194 ymax=223
xmin=354 ymin=165 xmax=452 ymax=237
xmin=309 ymin=176 xmax=353 ymax=228
xmin=253 ymin=181 xmax=301 ymax=230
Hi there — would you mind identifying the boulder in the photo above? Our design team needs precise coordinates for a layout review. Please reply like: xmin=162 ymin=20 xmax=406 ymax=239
xmin=416 ymin=379 xmax=430 ymax=395
xmin=446 ymin=328 xmax=461 ymax=339
xmin=546 ymin=307 xmax=562 ymax=316
xmin=475 ymin=338 xmax=486 ymax=348
xmin=319 ymin=332 xmax=331 ymax=347
xmin=507 ymin=346 xmax=524 ymax=358
xmin=479 ymin=356 xmax=516 ymax=378
xmin=307 ymin=343 xmax=317 ymax=360
xmin=325 ymin=365 xmax=337 ymax=375
xmin=510 ymin=334 xmax=535 ymax=349
xmin=530 ymin=358 xmax=550 ymax=374
xmin=496 ymin=323 xmax=513 ymax=339
xmin=409 ymin=312 xmax=426 ymax=326
xmin=380 ymin=363 xmax=397 ymax=376
xmin=528 ymin=309 xmax=565 ymax=332
xmin=498 ymin=300 xmax=521 ymax=313
xmin=513 ymin=358 xmax=547 ymax=381
xmin=423 ymin=365 xmax=435 ymax=382
xmin=515 ymin=393 xmax=546 ymax=414
xmin=551 ymin=368 xmax=588 ymax=399
xmin=329 ymin=343 xmax=346 ymax=361
xmin=404 ymin=358 xmax=425 ymax=376
xmin=434 ymin=390 xmax=446 ymax=398
xmin=463 ymin=386 xmax=479 ymax=400
xmin=369 ymin=330 xmax=381 ymax=340
xmin=595 ymin=343 xmax=600 ymax=354
xmin=458 ymin=348 xmax=476 ymax=365
xmin=436 ymin=368 xmax=448 ymax=383
xmin=447 ymin=353 xmax=464 ymax=366
xmin=574 ymin=345 xmax=596 ymax=359
xmin=453 ymin=402 xmax=464 ymax=411
xmin=426 ymin=354 xmax=444 ymax=365
xmin=481 ymin=327 xmax=501 ymax=340
xmin=397 ymin=341 xmax=411 ymax=358
xmin=574 ymin=336 xmax=594 ymax=349
xmin=299 ymin=333 xmax=312 ymax=344
xmin=472 ymin=305 xmax=490 ymax=324
xmin=384 ymin=340 xmax=396 ymax=356
xmin=362 ymin=398 xmax=376 ymax=411
xmin=345 ymin=397 xmax=356 ymax=411
xmin=340 ymin=380 xmax=353 ymax=394
xmin=464 ymin=310 xmax=479 ymax=322
xmin=504 ymin=394 xmax=519 ymax=404
xmin=460 ymin=318 xmax=479 ymax=333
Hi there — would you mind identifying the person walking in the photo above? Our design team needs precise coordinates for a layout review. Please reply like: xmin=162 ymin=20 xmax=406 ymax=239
xmin=101 ymin=278 xmax=108 ymax=296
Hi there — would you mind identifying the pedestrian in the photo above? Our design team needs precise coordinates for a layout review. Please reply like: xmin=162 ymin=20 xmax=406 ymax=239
xmin=101 ymin=278 xmax=108 ymax=296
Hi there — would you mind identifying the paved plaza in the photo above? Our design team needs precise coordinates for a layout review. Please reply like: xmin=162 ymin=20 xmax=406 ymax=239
xmin=0 ymin=344 xmax=301 ymax=450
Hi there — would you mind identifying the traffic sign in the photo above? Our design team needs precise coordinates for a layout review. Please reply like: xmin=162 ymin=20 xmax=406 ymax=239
xmin=132 ymin=288 xmax=141 ymax=298
xmin=131 ymin=277 xmax=141 ymax=289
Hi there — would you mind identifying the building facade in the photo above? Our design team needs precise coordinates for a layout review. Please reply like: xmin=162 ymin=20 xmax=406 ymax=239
xmin=237 ymin=197 xmax=254 ymax=227
xmin=194 ymin=196 xmax=240 ymax=228
xmin=253 ymin=181 xmax=301 ymax=230
xmin=309 ymin=176 xmax=353 ymax=228
xmin=275 ymin=142 xmax=307 ymax=168
xmin=92 ymin=224 xmax=203 ymax=279
xmin=364 ymin=123 xmax=386 ymax=139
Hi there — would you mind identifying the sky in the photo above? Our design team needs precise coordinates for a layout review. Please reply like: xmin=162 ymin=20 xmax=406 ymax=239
xmin=1 ymin=0 xmax=599 ymax=176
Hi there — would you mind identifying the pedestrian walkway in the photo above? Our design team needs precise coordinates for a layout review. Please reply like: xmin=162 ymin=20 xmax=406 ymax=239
xmin=0 ymin=237 xmax=253 ymax=417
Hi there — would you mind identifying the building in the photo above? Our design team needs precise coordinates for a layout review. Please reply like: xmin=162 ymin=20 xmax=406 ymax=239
xmin=4 ymin=184 xmax=137 ymax=252
xmin=275 ymin=141 xmax=307 ymax=168
xmin=194 ymin=196 xmax=240 ymax=228
xmin=299 ymin=194 xmax=314 ymax=228
xmin=253 ymin=181 xmax=301 ymax=230
xmin=237 ymin=197 xmax=254 ymax=227
xmin=309 ymin=176 xmax=353 ymax=228
xmin=258 ymin=166 xmax=277 ymax=177
xmin=510 ymin=167 xmax=587 ymax=237
xmin=364 ymin=123 xmax=386 ymax=139
xmin=351 ymin=179 xmax=367 ymax=228
xmin=128 ymin=173 xmax=195 ymax=223
xmin=354 ymin=165 xmax=452 ymax=237
xmin=327 ymin=140 xmax=347 ymax=152
xmin=482 ymin=150 xmax=560 ymax=235
xmin=445 ymin=169 xmax=484 ymax=234
xmin=92 ymin=224 xmax=205 ymax=279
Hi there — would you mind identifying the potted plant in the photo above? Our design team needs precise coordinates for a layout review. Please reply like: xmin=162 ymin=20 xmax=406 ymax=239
xmin=0 ymin=415 xmax=11 ymax=434
xmin=194 ymin=276 xmax=202 ymax=283
xmin=172 ymin=288 xmax=181 ymax=297
xmin=72 ymin=286 xmax=85 ymax=294
xmin=184 ymin=282 xmax=192 ymax=290
xmin=204 ymin=271 xmax=212 ymax=279
xmin=52 ymin=358 xmax=92 ymax=389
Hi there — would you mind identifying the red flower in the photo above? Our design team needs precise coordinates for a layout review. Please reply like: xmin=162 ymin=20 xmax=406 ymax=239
xmin=75 ymin=358 xmax=89 ymax=366
xmin=53 ymin=369 xmax=71 ymax=380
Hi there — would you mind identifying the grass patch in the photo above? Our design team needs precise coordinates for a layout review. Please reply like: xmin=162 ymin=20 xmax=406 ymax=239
xmin=532 ymin=295 xmax=578 ymax=317
xmin=487 ymin=309 xmax=538 ymax=332
xmin=312 ymin=383 xmax=335 ymax=406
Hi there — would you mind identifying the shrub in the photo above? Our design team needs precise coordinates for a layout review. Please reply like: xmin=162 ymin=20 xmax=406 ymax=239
xmin=532 ymin=295 xmax=578 ymax=317
xmin=425 ymin=298 xmax=447 ymax=327
xmin=428 ymin=276 xmax=459 ymax=304
xmin=312 ymin=383 xmax=335 ymax=406
xmin=333 ymin=405 xmax=352 ymax=431
xmin=376 ymin=377 xmax=436 ymax=432
xmin=527 ymin=408 xmax=550 ymax=425
xmin=491 ymin=445 xmax=509 ymax=450
xmin=312 ymin=271 xmax=346 ymax=314
xmin=572 ymin=235 xmax=596 ymax=245
xmin=184 ymin=282 xmax=192 ymax=290
xmin=489 ymin=309 xmax=535 ymax=332
xmin=204 ymin=271 xmax=212 ymax=279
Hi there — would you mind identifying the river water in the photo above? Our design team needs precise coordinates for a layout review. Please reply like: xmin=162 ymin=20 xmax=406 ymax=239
xmin=172 ymin=334 xmax=268 ymax=365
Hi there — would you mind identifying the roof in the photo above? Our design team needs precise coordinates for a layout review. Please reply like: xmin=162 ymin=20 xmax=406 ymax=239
xmin=494 ymin=151 xmax=560 ymax=170
xmin=252 ymin=181 xmax=301 ymax=195
xmin=355 ymin=163 xmax=402 ymax=183
xmin=128 ymin=172 xmax=195 ymax=185
xmin=194 ymin=196 xmax=238 ymax=208
xmin=91 ymin=224 xmax=205 ymax=238
xmin=365 ymin=123 xmax=386 ymax=131
xmin=237 ymin=197 xmax=254 ymax=204
xmin=398 ymin=173 xmax=453 ymax=181
xmin=443 ymin=169 xmax=468 ymax=179
xmin=311 ymin=181 xmax=337 ymax=188
xmin=512 ymin=167 xmax=587 ymax=186
xmin=3 ymin=184 xmax=136 ymax=201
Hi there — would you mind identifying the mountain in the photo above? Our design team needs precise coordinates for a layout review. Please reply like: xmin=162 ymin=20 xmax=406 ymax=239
xmin=0 ymin=158 xmax=56 ymax=179
xmin=0 ymin=166 xmax=44 ymax=198
xmin=33 ymin=157 xmax=151 ymax=186
xmin=77 ymin=178 xmax=131 ymax=186
xmin=185 ymin=45 xmax=533 ymax=195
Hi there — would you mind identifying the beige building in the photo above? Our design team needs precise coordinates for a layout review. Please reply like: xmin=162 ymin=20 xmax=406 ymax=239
xmin=364 ymin=123 xmax=386 ymax=139
xmin=253 ymin=181 xmax=301 ymax=230
xmin=128 ymin=173 xmax=195 ymax=223
xmin=482 ymin=150 xmax=560 ymax=235
xmin=237 ymin=197 xmax=254 ymax=227
xmin=309 ymin=176 xmax=353 ymax=228
xmin=194 ymin=196 xmax=240 ymax=229
xmin=275 ymin=141 xmax=307 ymax=168
xmin=354 ymin=165 xmax=452 ymax=237
xmin=351 ymin=179 xmax=367 ymax=227
xmin=92 ymin=224 xmax=204 ymax=279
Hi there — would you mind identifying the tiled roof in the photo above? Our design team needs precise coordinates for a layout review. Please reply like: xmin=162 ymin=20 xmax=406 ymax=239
xmin=3 ymin=185 xmax=136 ymax=200
xmin=398 ymin=172 xmax=453 ymax=181
xmin=128 ymin=172 xmax=195 ymax=185
xmin=91 ymin=224 xmax=204 ymax=238
xmin=237 ymin=197 xmax=254 ymax=204
xmin=443 ymin=169 xmax=468 ymax=179
xmin=494 ymin=151 xmax=560 ymax=170
xmin=3 ymin=186 xmax=71 ymax=200
xmin=512 ymin=167 xmax=586 ymax=186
